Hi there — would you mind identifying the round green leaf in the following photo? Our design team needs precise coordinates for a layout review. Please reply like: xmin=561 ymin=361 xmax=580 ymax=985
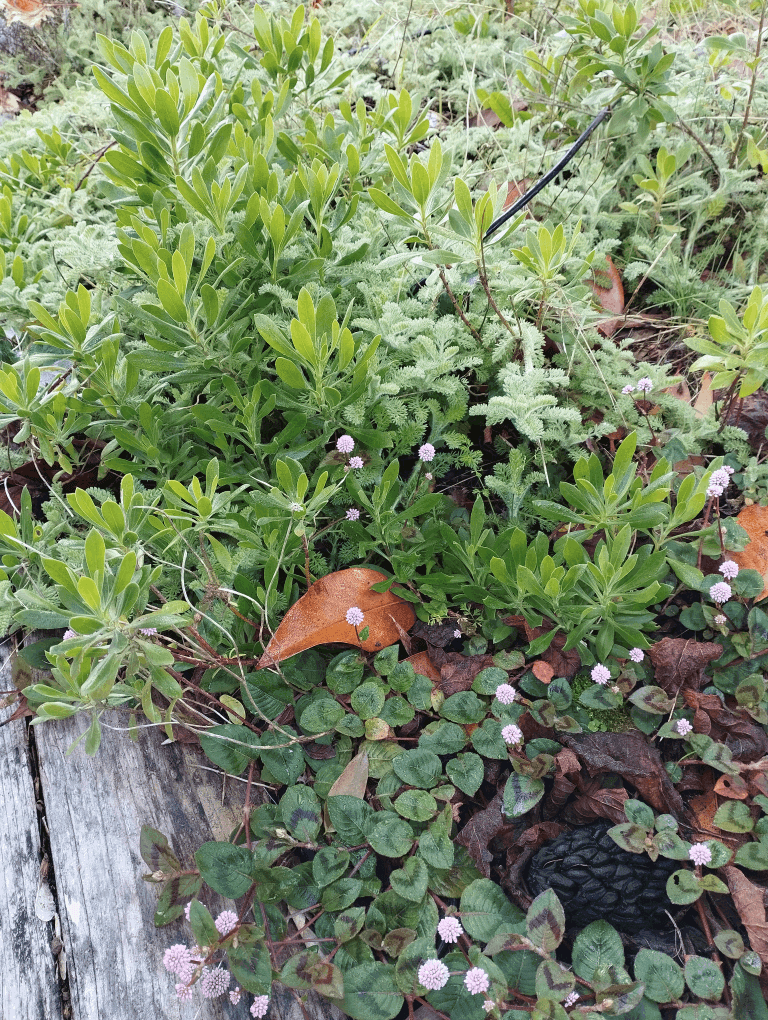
xmin=440 ymin=691 xmax=486 ymax=724
xmin=367 ymin=815 xmax=414 ymax=857
xmin=418 ymin=824 xmax=454 ymax=870
xmin=195 ymin=841 xmax=253 ymax=898
xmin=503 ymin=773 xmax=545 ymax=818
xmin=713 ymin=800 xmax=754 ymax=833
xmin=572 ymin=920 xmax=625 ymax=981
xmin=459 ymin=877 xmax=524 ymax=941
xmin=392 ymin=749 xmax=443 ymax=789
xmin=734 ymin=842 xmax=768 ymax=870
xmin=446 ymin=752 xmax=484 ymax=795
xmin=321 ymin=877 xmax=362 ymax=912
xmin=634 ymin=948 xmax=685 ymax=1003
xmin=419 ymin=721 xmax=467 ymax=754
xmin=299 ymin=697 xmax=345 ymax=733
xmin=526 ymin=888 xmax=566 ymax=951
xmin=667 ymin=869 xmax=703 ymax=905
xmin=684 ymin=955 xmax=725 ymax=1000
xmin=394 ymin=789 xmax=437 ymax=821
xmin=351 ymin=681 xmax=387 ymax=720
xmin=280 ymin=784 xmax=322 ymax=842
xmin=390 ymin=857 xmax=429 ymax=902
xmin=336 ymin=961 xmax=403 ymax=1020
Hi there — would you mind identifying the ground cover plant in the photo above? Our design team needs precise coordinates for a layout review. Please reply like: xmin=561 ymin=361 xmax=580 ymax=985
xmin=2 ymin=0 xmax=768 ymax=1016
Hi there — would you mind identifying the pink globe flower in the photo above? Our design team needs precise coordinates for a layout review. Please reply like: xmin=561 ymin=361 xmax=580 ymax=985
xmin=676 ymin=718 xmax=693 ymax=736
xmin=175 ymin=982 xmax=194 ymax=1001
xmin=164 ymin=944 xmax=193 ymax=975
xmin=501 ymin=724 xmax=523 ymax=745
xmin=200 ymin=966 xmax=230 ymax=998
xmin=719 ymin=560 xmax=739 ymax=580
xmin=214 ymin=910 xmax=238 ymax=936
xmin=495 ymin=683 xmax=517 ymax=705
xmin=336 ymin=435 xmax=355 ymax=453
xmin=591 ymin=663 xmax=611 ymax=685
xmin=628 ymin=648 xmax=644 ymax=663
xmin=230 ymin=987 xmax=242 ymax=1005
xmin=250 ymin=995 xmax=270 ymax=1018
xmin=714 ymin=614 xmax=727 ymax=626
xmin=464 ymin=968 xmax=490 ymax=994
xmin=484 ymin=1001 xmax=495 ymax=1012
xmin=621 ymin=384 xmax=635 ymax=395
xmin=349 ymin=456 xmax=364 ymax=469
xmin=689 ymin=843 xmax=712 ymax=866
xmin=345 ymin=508 xmax=360 ymax=521
xmin=707 ymin=482 xmax=724 ymax=498
xmin=453 ymin=628 xmax=461 ymax=638
xmin=710 ymin=581 xmax=732 ymax=604
xmin=709 ymin=467 xmax=731 ymax=488
xmin=418 ymin=443 xmax=436 ymax=462
xmin=418 ymin=959 xmax=450 ymax=990
xmin=346 ymin=606 xmax=364 ymax=626
xmin=636 ymin=377 xmax=653 ymax=392
xmin=437 ymin=916 xmax=463 ymax=943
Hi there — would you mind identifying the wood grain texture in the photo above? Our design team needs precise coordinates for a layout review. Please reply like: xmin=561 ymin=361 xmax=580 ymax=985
xmin=34 ymin=711 xmax=344 ymax=1020
xmin=0 ymin=641 xmax=62 ymax=1020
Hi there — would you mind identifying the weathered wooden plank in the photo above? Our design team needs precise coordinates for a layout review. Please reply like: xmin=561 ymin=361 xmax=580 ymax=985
xmin=0 ymin=639 xmax=62 ymax=1020
xmin=34 ymin=710 xmax=344 ymax=1020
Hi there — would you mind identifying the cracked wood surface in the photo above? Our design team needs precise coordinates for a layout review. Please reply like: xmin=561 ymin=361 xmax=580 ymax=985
xmin=0 ymin=689 xmax=62 ymax=1020
xmin=1 ymin=638 xmax=342 ymax=1020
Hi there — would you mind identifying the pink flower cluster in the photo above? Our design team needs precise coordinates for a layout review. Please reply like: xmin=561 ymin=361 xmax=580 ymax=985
xmin=502 ymin=724 xmax=523 ymax=745
xmin=495 ymin=683 xmax=517 ymax=704
xmin=710 ymin=582 xmax=732 ymax=604
xmin=437 ymin=916 xmax=463 ymax=943
xmin=706 ymin=465 xmax=734 ymax=498
xmin=689 ymin=843 xmax=712 ymax=866
xmin=346 ymin=606 xmax=364 ymax=627
xmin=591 ymin=663 xmax=611 ymax=685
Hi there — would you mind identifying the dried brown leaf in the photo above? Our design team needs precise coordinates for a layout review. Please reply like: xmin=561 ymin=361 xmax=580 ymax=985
xmin=531 ymin=660 xmax=554 ymax=685
xmin=404 ymin=651 xmax=441 ymax=686
xmin=589 ymin=255 xmax=625 ymax=336
xmin=568 ymin=777 xmax=629 ymax=825
xmin=456 ymin=791 xmax=504 ymax=877
xmin=257 ymin=568 xmax=415 ymax=667
xmin=714 ymin=774 xmax=749 ymax=800
xmin=723 ymin=866 xmax=768 ymax=968
xmin=692 ymin=372 xmax=715 ymax=419
xmin=328 ymin=752 xmax=369 ymax=800
xmin=560 ymin=731 xmax=685 ymax=816
xmin=728 ymin=504 xmax=768 ymax=601
xmin=647 ymin=638 xmax=723 ymax=697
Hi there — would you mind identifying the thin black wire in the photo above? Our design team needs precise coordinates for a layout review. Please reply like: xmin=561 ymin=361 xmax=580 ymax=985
xmin=482 ymin=103 xmax=617 ymax=241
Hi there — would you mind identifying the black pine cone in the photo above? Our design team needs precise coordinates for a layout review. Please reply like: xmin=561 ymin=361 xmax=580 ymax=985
xmin=525 ymin=821 xmax=677 ymax=934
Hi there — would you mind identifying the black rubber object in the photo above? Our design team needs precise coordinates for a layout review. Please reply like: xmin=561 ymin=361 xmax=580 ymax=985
xmin=525 ymin=821 xmax=677 ymax=934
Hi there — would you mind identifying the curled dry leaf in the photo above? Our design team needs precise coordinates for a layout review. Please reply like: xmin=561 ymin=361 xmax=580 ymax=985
xmin=723 ymin=866 xmax=768 ymax=969
xmin=456 ymin=790 xmax=505 ymax=877
xmin=560 ymin=731 xmax=685 ymax=817
xmin=647 ymin=638 xmax=723 ymax=697
xmin=568 ymin=777 xmax=629 ymax=826
xmin=589 ymin=255 xmax=625 ymax=337
xmin=256 ymin=568 xmax=415 ymax=667
xmin=728 ymin=504 xmax=768 ymax=600
xmin=403 ymin=650 xmax=441 ymax=687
